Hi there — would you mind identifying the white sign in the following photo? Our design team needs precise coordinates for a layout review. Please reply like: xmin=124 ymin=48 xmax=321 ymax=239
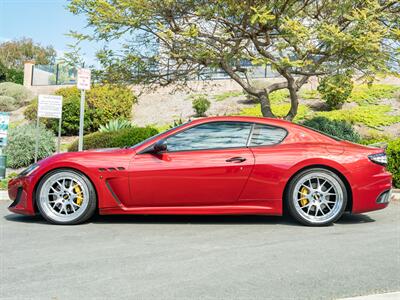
xmin=38 ymin=95 xmax=63 ymax=118
xmin=0 ymin=112 xmax=10 ymax=147
xmin=77 ymin=68 xmax=91 ymax=90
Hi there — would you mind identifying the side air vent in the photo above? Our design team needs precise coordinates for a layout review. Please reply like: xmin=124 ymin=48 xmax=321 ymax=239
xmin=98 ymin=167 xmax=125 ymax=172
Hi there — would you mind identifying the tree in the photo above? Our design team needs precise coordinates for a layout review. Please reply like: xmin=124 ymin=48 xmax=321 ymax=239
xmin=69 ymin=0 xmax=399 ymax=120
xmin=0 ymin=38 xmax=56 ymax=69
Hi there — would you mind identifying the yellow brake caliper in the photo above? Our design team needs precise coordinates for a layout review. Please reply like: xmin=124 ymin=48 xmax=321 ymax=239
xmin=299 ymin=186 xmax=309 ymax=207
xmin=74 ymin=184 xmax=83 ymax=206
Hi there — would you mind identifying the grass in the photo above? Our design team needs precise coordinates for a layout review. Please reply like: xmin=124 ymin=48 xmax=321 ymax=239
xmin=359 ymin=129 xmax=393 ymax=145
xmin=269 ymin=90 xmax=289 ymax=104
xmin=238 ymin=83 xmax=400 ymax=128
xmin=316 ymin=105 xmax=400 ymax=128
xmin=214 ymin=91 xmax=243 ymax=101
xmin=240 ymin=103 xmax=311 ymax=121
xmin=349 ymin=84 xmax=400 ymax=105
xmin=299 ymin=89 xmax=320 ymax=100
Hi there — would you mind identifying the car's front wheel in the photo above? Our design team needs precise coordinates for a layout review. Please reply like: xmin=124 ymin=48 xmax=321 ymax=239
xmin=286 ymin=168 xmax=347 ymax=226
xmin=36 ymin=169 xmax=96 ymax=225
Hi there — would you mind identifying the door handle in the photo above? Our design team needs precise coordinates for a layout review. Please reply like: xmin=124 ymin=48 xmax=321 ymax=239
xmin=226 ymin=157 xmax=247 ymax=163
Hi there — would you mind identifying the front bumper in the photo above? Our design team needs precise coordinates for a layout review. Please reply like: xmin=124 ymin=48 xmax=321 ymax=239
xmin=8 ymin=176 xmax=36 ymax=216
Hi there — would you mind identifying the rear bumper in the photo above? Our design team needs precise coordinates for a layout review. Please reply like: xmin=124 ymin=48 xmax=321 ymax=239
xmin=8 ymin=176 xmax=36 ymax=216
xmin=351 ymin=170 xmax=392 ymax=214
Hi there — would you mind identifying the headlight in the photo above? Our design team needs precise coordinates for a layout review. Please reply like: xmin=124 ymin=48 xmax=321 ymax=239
xmin=19 ymin=164 xmax=39 ymax=177
xmin=368 ymin=152 xmax=387 ymax=166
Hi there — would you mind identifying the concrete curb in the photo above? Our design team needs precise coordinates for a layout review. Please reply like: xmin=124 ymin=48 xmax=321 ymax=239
xmin=391 ymin=189 xmax=400 ymax=201
xmin=0 ymin=190 xmax=8 ymax=200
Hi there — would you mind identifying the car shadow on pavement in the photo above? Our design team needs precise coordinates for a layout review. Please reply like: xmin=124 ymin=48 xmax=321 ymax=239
xmin=336 ymin=212 xmax=375 ymax=224
xmin=3 ymin=212 xmax=375 ymax=226
xmin=90 ymin=214 xmax=300 ymax=226
xmin=4 ymin=214 xmax=48 ymax=224
xmin=89 ymin=212 xmax=375 ymax=226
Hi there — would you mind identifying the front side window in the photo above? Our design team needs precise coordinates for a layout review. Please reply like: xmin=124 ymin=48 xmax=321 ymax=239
xmin=250 ymin=124 xmax=287 ymax=146
xmin=166 ymin=122 xmax=252 ymax=152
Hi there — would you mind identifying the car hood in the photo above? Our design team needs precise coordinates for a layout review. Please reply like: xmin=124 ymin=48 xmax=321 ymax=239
xmin=36 ymin=147 xmax=135 ymax=166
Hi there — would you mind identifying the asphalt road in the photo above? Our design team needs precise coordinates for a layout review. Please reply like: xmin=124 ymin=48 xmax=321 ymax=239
xmin=1 ymin=200 xmax=399 ymax=300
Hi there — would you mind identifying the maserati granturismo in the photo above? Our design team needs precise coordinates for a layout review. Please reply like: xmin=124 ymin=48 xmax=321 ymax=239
xmin=8 ymin=116 xmax=392 ymax=226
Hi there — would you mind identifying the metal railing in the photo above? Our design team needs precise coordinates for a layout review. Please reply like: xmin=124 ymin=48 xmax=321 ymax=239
xmin=31 ymin=62 xmax=280 ymax=86
xmin=32 ymin=64 xmax=78 ymax=86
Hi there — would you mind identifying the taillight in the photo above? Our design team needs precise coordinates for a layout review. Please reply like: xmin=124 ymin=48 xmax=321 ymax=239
xmin=368 ymin=152 xmax=387 ymax=166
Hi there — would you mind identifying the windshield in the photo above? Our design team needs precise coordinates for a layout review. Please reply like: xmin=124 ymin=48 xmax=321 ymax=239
xmin=130 ymin=122 xmax=190 ymax=149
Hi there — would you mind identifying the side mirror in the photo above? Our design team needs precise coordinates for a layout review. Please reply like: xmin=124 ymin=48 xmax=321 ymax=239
xmin=153 ymin=139 xmax=167 ymax=153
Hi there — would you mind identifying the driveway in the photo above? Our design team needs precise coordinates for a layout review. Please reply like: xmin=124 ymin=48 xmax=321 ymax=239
xmin=1 ymin=200 xmax=399 ymax=300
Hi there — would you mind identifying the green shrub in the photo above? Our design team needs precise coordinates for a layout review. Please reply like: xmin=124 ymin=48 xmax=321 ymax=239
xmin=99 ymin=119 xmax=132 ymax=132
xmin=24 ymin=84 xmax=137 ymax=135
xmin=4 ymin=69 xmax=23 ymax=85
xmin=316 ymin=105 xmax=400 ymax=128
xmin=0 ymin=62 xmax=6 ymax=82
xmin=5 ymin=123 xmax=55 ymax=168
xmin=0 ymin=96 xmax=18 ymax=111
xmin=192 ymin=95 xmax=211 ymax=116
xmin=387 ymin=138 xmax=400 ymax=188
xmin=0 ymin=172 xmax=18 ymax=190
xmin=317 ymin=74 xmax=353 ymax=110
xmin=0 ymin=82 xmax=31 ymax=105
xmin=68 ymin=126 xmax=159 ymax=151
xmin=168 ymin=118 xmax=185 ymax=129
xmin=0 ymin=63 xmax=23 ymax=84
xmin=301 ymin=116 xmax=360 ymax=143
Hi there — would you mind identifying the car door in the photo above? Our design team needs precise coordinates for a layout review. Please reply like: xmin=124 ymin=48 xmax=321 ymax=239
xmin=127 ymin=121 xmax=255 ymax=207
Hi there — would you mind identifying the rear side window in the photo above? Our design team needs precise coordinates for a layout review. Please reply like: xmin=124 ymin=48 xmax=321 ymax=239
xmin=250 ymin=124 xmax=287 ymax=146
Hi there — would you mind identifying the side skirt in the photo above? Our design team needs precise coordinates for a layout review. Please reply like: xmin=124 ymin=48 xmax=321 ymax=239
xmin=99 ymin=205 xmax=280 ymax=216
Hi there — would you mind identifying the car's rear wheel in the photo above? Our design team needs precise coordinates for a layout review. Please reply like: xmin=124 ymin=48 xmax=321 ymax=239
xmin=36 ymin=169 xmax=96 ymax=225
xmin=286 ymin=168 xmax=347 ymax=226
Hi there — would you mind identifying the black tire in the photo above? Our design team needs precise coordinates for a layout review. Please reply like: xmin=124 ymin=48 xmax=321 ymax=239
xmin=286 ymin=168 xmax=347 ymax=226
xmin=36 ymin=169 xmax=97 ymax=225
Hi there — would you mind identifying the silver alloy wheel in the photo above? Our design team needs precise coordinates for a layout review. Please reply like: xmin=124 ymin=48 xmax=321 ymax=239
xmin=38 ymin=171 xmax=90 ymax=223
xmin=292 ymin=172 xmax=344 ymax=224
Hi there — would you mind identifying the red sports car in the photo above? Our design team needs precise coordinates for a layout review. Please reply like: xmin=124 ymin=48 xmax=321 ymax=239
xmin=8 ymin=116 xmax=392 ymax=226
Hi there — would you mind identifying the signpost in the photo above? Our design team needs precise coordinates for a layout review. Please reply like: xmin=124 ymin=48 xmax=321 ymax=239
xmin=35 ymin=95 xmax=63 ymax=163
xmin=77 ymin=68 xmax=91 ymax=151
xmin=0 ymin=112 xmax=10 ymax=148
xmin=0 ymin=112 xmax=10 ymax=179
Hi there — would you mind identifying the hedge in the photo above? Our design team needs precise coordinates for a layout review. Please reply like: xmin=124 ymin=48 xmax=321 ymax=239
xmin=301 ymin=116 xmax=360 ymax=143
xmin=68 ymin=126 xmax=159 ymax=151
xmin=24 ymin=84 xmax=137 ymax=135
xmin=5 ymin=123 xmax=55 ymax=168
xmin=387 ymin=138 xmax=400 ymax=188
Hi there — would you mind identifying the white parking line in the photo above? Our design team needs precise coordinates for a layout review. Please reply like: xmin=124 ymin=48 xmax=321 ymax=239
xmin=340 ymin=292 xmax=400 ymax=300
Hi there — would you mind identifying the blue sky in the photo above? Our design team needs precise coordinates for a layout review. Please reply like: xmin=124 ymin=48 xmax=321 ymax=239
xmin=0 ymin=0 xmax=104 ymax=65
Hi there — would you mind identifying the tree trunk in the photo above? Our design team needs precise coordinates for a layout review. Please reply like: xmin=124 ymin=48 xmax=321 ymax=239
xmin=258 ymin=92 xmax=275 ymax=118
xmin=285 ymin=80 xmax=299 ymax=121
